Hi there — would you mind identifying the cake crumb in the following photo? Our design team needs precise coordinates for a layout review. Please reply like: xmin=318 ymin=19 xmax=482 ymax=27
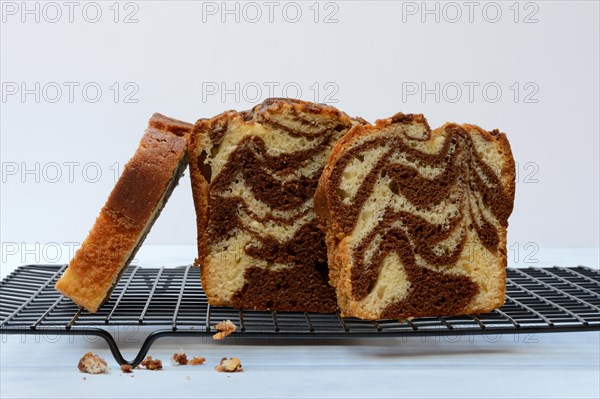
xmin=120 ymin=364 xmax=133 ymax=373
xmin=171 ymin=352 xmax=188 ymax=366
xmin=215 ymin=357 xmax=243 ymax=373
xmin=82 ymin=377 xmax=86 ymax=381
xmin=213 ymin=320 xmax=237 ymax=340
xmin=140 ymin=356 xmax=163 ymax=370
xmin=185 ymin=376 xmax=191 ymax=381
xmin=78 ymin=352 xmax=108 ymax=374
xmin=188 ymin=356 xmax=206 ymax=365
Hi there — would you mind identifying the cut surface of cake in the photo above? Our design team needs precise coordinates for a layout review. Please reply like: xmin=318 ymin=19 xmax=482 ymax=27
xmin=189 ymin=98 xmax=359 ymax=312
xmin=314 ymin=113 xmax=515 ymax=320
xmin=55 ymin=113 xmax=192 ymax=313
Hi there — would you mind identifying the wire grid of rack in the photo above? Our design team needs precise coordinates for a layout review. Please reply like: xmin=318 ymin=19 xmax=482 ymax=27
xmin=1 ymin=264 xmax=599 ymax=366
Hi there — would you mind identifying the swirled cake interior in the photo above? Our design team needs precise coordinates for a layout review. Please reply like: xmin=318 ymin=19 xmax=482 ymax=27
xmin=189 ymin=98 xmax=357 ymax=312
xmin=315 ymin=113 xmax=515 ymax=319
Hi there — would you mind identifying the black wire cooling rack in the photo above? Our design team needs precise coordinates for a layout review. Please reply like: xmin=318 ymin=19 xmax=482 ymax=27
xmin=1 ymin=264 xmax=598 ymax=367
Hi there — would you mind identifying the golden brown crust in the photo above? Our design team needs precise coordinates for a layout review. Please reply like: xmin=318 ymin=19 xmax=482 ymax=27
xmin=55 ymin=113 xmax=192 ymax=313
xmin=315 ymin=121 xmax=377 ymax=290
xmin=460 ymin=123 xmax=515 ymax=314
xmin=188 ymin=115 xmax=214 ymax=301
xmin=148 ymin=112 xmax=193 ymax=137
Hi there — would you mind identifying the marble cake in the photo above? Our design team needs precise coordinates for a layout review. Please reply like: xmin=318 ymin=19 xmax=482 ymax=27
xmin=314 ymin=113 xmax=515 ymax=320
xmin=55 ymin=114 xmax=192 ymax=313
xmin=189 ymin=98 xmax=358 ymax=312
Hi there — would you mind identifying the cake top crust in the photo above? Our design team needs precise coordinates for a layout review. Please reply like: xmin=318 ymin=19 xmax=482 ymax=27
xmin=193 ymin=98 xmax=358 ymax=146
xmin=105 ymin=114 xmax=191 ymax=229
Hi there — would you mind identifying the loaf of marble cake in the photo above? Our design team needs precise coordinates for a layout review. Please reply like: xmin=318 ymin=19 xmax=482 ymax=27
xmin=55 ymin=114 xmax=192 ymax=313
xmin=314 ymin=113 xmax=515 ymax=320
xmin=188 ymin=98 xmax=360 ymax=312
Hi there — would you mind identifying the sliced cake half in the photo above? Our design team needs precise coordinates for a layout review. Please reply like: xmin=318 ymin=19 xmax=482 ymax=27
xmin=189 ymin=98 xmax=359 ymax=312
xmin=314 ymin=113 xmax=515 ymax=320
xmin=55 ymin=113 xmax=192 ymax=313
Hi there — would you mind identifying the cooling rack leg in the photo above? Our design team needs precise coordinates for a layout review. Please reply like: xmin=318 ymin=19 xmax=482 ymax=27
xmin=71 ymin=329 xmax=214 ymax=367
xmin=76 ymin=329 xmax=184 ymax=367
xmin=0 ymin=328 xmax=213 ymax=368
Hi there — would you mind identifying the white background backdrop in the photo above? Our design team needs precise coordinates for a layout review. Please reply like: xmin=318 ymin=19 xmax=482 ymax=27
xmin=1 ymin=3 xmax=599 ymax=399
xmin=1 ymin=1 xmax=599 ymax=264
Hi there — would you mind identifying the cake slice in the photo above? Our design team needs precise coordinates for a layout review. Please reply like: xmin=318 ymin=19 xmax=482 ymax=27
xmin=189 ymin=98 xmax=359 ymax=312
xmin=314 ymin=113 xmax=515 ymax=320
xmin=55 ymin=113 xmax=192 ymax=313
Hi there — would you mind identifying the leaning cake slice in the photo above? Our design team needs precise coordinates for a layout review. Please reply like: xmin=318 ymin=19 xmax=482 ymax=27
xmin=189 ymin=98 xmax=358 ymax=312
xmin=55 ymin=113 xmax=192 ymax=313
xmin=315 ymin=113 xmax=515 ymax=320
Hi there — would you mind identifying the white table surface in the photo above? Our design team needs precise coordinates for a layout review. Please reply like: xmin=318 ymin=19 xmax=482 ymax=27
xmin=1 ymin=246 xmax=599 ymax=399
